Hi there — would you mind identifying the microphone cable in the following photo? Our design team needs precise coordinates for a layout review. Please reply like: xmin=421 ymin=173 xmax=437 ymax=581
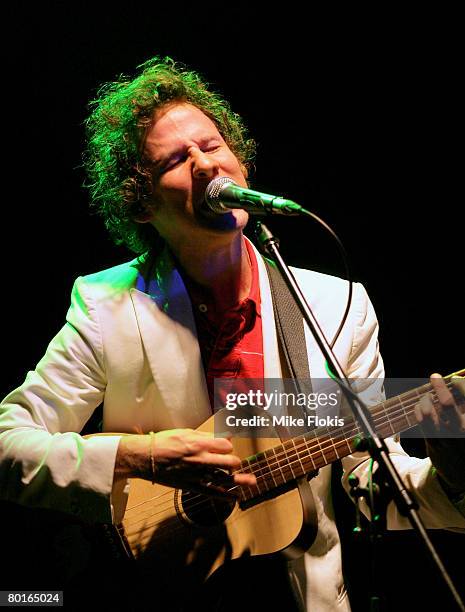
xmin=254 ymin=206 xmax=353 ymax=350
xmin=298 ymin=207 xmax=353 ymax=350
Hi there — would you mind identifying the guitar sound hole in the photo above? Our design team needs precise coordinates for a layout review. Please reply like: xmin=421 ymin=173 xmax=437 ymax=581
xmin=179 ymin=490 xmax=235 ymax=526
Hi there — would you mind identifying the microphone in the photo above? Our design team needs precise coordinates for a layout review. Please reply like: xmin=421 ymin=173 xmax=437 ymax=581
xmin=204 ymin=177 xmax=303 ymax=216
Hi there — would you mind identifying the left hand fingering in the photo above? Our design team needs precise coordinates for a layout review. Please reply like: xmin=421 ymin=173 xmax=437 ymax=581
xmin=415 ymin=373 xmax=465 ymax=495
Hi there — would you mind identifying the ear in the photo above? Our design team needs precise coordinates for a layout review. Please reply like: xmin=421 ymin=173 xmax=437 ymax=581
xmin=240 ymin=163 xmax=249 ymax=179
xmin=134 ymin=201 xmax=155 ymax=224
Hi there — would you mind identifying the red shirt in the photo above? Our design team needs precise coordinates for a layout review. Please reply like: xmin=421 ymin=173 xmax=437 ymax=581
xmin=185 ymin=240 xmax=264 ymax=410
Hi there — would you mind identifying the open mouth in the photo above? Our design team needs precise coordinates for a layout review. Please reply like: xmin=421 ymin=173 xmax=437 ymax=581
xmin=197 ymin=198 xmax=227 ymax=219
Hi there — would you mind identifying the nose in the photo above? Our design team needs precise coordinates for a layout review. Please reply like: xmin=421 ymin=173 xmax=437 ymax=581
xmin=191 ymin=149 xmax=220 ymax=180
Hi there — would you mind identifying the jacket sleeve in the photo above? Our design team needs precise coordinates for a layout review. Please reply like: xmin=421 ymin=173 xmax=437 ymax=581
xmin=340 ymin=283 xmax=465 ymax=529
xmin=0 ymin=277 xmax=121 ymax=523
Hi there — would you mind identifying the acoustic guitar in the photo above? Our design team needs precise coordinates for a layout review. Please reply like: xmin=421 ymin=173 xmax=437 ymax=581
xmin=103 ymin=370 xmax=464 ymax=594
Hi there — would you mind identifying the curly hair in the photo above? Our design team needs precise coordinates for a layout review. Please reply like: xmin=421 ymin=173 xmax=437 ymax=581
xmin=83 ymin=56 xmax=256 ymax=254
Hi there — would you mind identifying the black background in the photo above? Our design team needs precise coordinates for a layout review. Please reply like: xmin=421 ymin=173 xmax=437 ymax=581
xmin=2 ymin=3 xmax=464 ymax=611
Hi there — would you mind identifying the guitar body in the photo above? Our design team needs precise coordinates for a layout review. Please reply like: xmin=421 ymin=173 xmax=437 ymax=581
xmin=103 ymin=368 xmax=464 ymax=606
xmin=112 ymin=413 xmax=318 ymax=593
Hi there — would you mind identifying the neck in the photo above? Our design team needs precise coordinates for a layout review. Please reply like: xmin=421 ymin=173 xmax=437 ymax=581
xmin=168 ymin=231 xmax=252 ymax=312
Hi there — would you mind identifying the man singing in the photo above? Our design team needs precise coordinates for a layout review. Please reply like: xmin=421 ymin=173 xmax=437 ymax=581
xmin=1 ymin=57 xmax=463 ymax=611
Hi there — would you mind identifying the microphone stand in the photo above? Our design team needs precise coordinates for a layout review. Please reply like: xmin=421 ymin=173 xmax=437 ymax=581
xmin=348 ymin=467 xmax=391 ymax=611
xmin=255 ymin=220 xmax=464 ymax=612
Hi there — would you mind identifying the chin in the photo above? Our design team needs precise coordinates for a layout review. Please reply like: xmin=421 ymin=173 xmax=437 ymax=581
xmin=197 ymin=208 xmax=249 ymax=233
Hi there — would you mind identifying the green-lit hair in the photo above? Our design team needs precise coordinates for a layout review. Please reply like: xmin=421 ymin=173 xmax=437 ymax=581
xmin=84 ymin=56 xmax=256 ymax=254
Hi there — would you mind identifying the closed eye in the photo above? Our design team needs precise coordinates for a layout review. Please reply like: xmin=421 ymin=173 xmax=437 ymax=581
xmin=202 ymin=144 xmax=221 ymax=152
xmin=160 ymin=153 xmax=188 ymax=172
xmin=159 ymin=142 xmax=223 ymax=173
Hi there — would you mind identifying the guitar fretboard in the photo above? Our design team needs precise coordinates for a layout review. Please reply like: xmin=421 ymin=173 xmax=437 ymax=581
xmin=238 ymin=371 xmax=464 ymax=501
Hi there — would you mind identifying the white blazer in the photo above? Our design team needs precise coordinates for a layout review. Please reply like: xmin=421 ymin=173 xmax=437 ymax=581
xmin=1 ymin=240 xmax=463 ymax=611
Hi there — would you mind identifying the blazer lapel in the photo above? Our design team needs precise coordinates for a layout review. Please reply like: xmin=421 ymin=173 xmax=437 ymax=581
xmin=129 ymin=249 xmax=211 ymax=428
xmin=129 ymin=241 xmax=285 ymax=423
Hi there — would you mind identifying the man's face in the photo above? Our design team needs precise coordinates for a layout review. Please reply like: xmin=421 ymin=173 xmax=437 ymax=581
xmin=143 ymin=102 xmax=249 ymax=249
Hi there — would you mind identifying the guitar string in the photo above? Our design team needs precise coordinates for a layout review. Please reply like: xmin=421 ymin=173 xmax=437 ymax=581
xmin=122 ymin=382 xmax=455 ymax=529
xmin=126 ymin=386 xmax=461 ymax=536
xmin=125 ymin=399 xmax=388 ymax=544
xmin=122 ymin=415 xmax=364 ymax=525
xmin=125 ymin=376 xmax=463 ymax=522
xmin=122 ymin=385 xmax=448 ymax=531
xmin=125 ymin=374 xmax=463 ymax=529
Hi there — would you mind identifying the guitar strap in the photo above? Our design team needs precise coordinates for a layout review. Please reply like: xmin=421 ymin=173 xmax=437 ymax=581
xmin=264 ymin=258 xmax=312 ymax=395
xmin=263 ymin=258 xmax=316 ymax=612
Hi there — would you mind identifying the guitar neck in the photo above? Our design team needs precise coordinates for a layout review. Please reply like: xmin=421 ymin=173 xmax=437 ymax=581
xmin=238 ymin=369 xmax=464 ymax=502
